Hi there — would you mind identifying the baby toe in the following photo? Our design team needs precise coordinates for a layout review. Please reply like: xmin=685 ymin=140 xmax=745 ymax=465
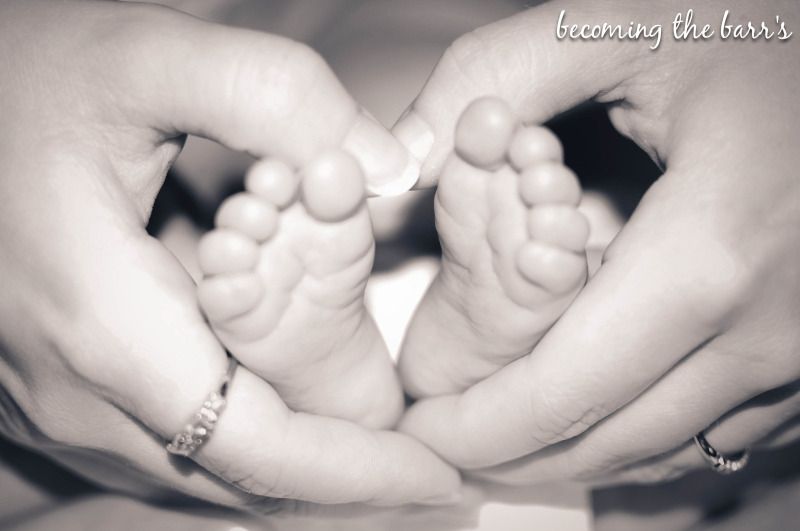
xmin=455 ymin=96 xmax=517 ymax=170
xmin=301 ymin=150 xmax=365 ymax=223
xmin=197 ymin=229 xmax=260 ymax=276
xmin=527 ymin=205 xmax=590 ymax=253
xmin=516 ymin=240 xmax=586 ymax=295
xmin=198 ymin=272 xmax=264 ymax=322
xmin=215 ymin=192 xmax=279 ymax=242
xmin=508 ymin=126 xmax=564 ymax=170
xmin=245 ymin=158 xmax=299 ymax=209
xmin=519 ymin=162 xmax=582 ymax=207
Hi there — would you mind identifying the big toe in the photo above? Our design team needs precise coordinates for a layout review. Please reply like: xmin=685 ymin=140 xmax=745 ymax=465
xmin=199 ymin=152 xmax=401 ymax=430
xmin=455 ymin=96 xmax=517 ymax=170
xmin=301 ymin=150 xmax=365 ymax=223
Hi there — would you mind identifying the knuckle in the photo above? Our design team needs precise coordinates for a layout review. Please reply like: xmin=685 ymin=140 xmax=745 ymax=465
xmin=527 ymin=381 xmax=608 ymax=448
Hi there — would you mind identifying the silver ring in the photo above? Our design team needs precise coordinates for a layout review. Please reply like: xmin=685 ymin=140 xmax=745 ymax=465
xmin=166 ymin=357 xmax=237 ymax=457
xmin=693 ymin=431 xmax=750 ymax=474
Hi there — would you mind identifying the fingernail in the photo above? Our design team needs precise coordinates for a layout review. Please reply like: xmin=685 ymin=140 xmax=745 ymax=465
xmin=370 ymin=151 xmax=420 ymax=197
xmin=418 ymin=490 xmax=463 ymax=507
xmin=343 ymin=110 xmax=419 ymax=197
xmin=392 ymin=109 xmax=434 ymax=169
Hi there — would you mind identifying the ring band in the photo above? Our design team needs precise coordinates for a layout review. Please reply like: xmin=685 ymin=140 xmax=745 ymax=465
xmin=166 ymin=357 xmax=237 ymax=457
xmin=693 ymin=431 xmax=750 ymax=475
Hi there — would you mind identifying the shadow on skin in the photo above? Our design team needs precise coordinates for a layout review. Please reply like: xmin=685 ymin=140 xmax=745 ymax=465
xmin=593 ymin=439 xmax=800 ymax=531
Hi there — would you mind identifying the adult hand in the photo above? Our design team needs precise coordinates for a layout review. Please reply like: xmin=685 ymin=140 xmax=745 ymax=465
xmin=0 ymin=0 xmax=458 ymax=507
xmin=396 ymin=0 xmax=800 ymax=484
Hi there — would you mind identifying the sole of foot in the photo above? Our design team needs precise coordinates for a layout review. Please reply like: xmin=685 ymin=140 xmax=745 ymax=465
xmin=197 ymin=151 xmax=402 ymax=429
xmin=399 ymin=96 xmax=589 ymax=398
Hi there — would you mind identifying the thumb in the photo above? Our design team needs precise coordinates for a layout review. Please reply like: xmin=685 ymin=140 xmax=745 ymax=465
xmin=116 ymin=3 xmax=418 ymax=197
xmin=393 ymin=0 xmax=656 ymax=187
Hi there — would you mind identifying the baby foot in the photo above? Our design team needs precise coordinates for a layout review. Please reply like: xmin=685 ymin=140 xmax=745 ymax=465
xmin=197 ymin=151 xmax=402 ymax=429
xmin=399 ymin=97 xmax=589 ymax=398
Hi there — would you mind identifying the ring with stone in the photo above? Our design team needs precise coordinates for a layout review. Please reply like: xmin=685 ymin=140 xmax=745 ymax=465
xmin=166 ymin=357 xmax=237 ymax=457
xmin=693 ymin=431 xmax=750 ymax=475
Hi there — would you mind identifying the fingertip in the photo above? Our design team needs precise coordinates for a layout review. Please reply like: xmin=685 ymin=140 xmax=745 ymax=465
xmin=368 ymin=153 xmax=420 ymax=197
xmin=344 ymin=111 xmax=420 ymax=197
xmin=392 ymin=109 xmax=439 ymax=189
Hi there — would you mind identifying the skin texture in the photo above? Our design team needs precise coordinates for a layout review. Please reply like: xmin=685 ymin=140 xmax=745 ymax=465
xmin=0 ymin=0 xmax=459 ymax=508
xmin=2 ymin=0 xmax=797 ymax=513
xmin=197 ymin=150 xmax=403 ymax=429
xmin=398 ymin=97 xmax=589 ymax=398
xmin=396 ymin=0 xmax=800 ymax=484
